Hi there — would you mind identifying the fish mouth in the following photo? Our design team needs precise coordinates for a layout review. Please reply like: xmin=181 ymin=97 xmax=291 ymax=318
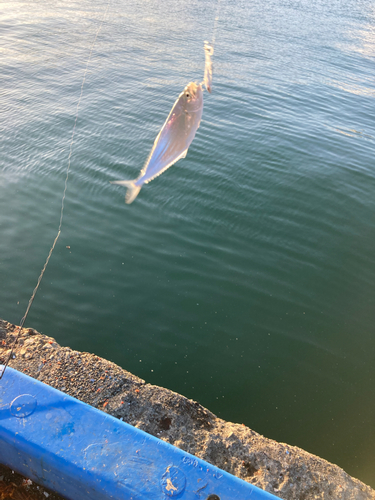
xmin=183 ymin=82 xmax=202 ymax=112
xmin=185 ymin=82 xmax=200 ymax=99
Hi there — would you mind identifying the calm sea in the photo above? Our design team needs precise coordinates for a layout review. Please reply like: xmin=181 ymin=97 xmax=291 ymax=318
xmin=1 ymin=0 xmax=374 ymax=488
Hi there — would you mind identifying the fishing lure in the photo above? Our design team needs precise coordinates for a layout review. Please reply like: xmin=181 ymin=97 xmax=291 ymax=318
xmin=204 ymin=42 xmax=214 ymax=93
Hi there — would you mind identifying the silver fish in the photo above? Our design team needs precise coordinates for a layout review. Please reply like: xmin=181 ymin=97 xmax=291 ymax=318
xmin=203 ymin=42 xmax=214 ymax=93
xmin=111 ymin=81 xmax=203 ymax=204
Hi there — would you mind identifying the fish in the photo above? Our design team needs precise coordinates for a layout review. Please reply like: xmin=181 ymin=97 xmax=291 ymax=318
xmin=203 ymin=42 xmax=214 ymax=93
xmin=111 ymin=81 xmax=204 ymax=204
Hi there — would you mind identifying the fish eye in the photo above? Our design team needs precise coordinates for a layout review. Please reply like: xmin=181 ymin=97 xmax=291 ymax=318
xmin=185 ymin=92 xmax=190 ymax=98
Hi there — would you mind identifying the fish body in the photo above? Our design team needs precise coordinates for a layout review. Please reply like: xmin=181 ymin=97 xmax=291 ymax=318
xmin=203 ymin=42 xmax=214 ymax=93
xmin=112 ymin=81 xmax=203 ymax=204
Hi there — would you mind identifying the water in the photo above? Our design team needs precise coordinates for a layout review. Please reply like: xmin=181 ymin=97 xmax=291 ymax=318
xmin=1 ymin=0 xmax=374 ymax=488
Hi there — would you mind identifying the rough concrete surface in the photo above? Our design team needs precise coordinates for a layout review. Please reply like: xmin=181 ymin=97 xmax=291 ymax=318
xmin=0 ymin=462 xmax=64 ymax=500
xmin=0 ymin=319 xmax=373 ymax=500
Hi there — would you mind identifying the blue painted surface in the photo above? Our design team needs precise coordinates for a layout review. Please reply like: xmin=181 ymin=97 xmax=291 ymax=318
xmin=0 ymin=366 xmax=280 ymax=499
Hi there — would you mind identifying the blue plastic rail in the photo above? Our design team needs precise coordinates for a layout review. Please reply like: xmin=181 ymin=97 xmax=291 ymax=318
xmin=0 ymin=366 xmax=280 ymax=499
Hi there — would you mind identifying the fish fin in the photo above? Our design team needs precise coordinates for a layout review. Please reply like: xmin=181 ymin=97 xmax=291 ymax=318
xmin=111 ymin=180 xmax=142 ymax=204
xmin=179 ymin=149 xmax=188 ymax=160
xmin=144 ymin=149 xmax=189 ymax=184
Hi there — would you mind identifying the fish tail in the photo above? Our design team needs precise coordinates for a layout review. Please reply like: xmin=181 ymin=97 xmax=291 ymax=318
xmin=110 ymin=180 xmax=142 ymax=204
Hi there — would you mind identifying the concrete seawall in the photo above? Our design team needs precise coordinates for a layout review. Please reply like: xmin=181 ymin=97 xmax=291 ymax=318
xmin=0 ymin=319 xmax=373 ymax=500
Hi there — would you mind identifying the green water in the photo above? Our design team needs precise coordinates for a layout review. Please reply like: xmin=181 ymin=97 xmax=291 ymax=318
xmin=1 ymin=0 xmax=374 ymax=487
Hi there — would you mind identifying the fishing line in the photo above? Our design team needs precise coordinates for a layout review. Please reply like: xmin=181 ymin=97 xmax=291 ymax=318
xmin=0 ymin=1 xmax=111 ymax=380
xmin=211 ymin=0 xmax=221 ymax=48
